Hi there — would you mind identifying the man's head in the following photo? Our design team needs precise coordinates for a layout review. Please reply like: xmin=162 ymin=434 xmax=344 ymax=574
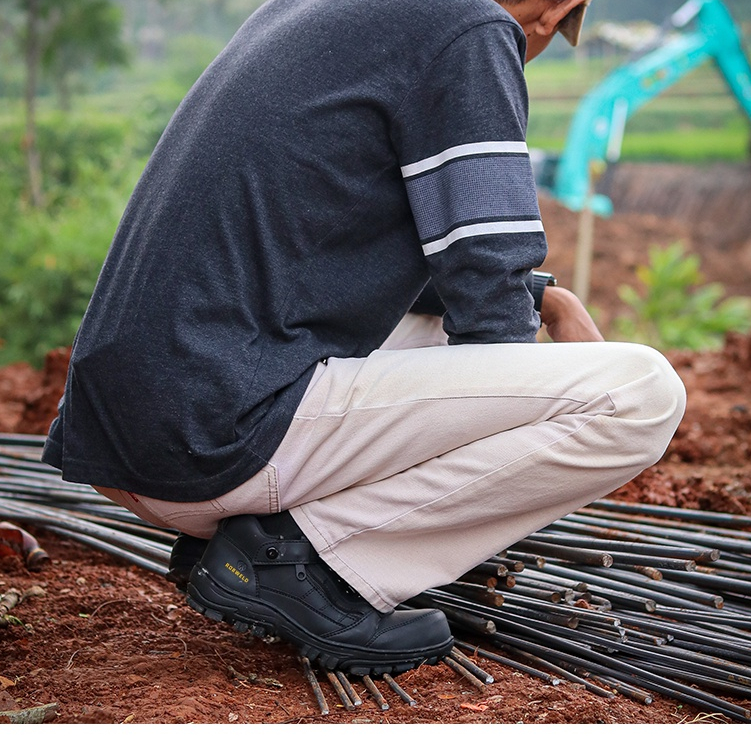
xmin=500 ymin=0 xmax=592 ymax=61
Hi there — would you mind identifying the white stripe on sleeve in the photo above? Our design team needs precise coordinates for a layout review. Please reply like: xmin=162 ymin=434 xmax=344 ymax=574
xmin=422 ymin=219 xmax=544 ymax=256
xmin=401 ymin=141 xmax=529 ymax=179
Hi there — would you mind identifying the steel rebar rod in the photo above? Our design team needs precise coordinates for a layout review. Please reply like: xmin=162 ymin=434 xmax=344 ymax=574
xmin=625 ymin=658 xmax=751 ymax=700
xmin=0 ymin=505 xmax=172 ymax=567
xmin=335 ymin=671 xmax=363 ymax=707
xmin=435 ymin=586 xmax=574 ymax=628
xmin=493 ymin=598 xmax=581 ymax=628
xmin=0 ymin=433 xmax=47 ymax=446
xmin=486 ymin=620 xmax=751 ymax=722
xmin=657 ymin=641 xmax=751 ymax=675
xmin=382 ymin=674 xmax=415 ymax=706
xmin=556 ymin=514 xmax=750 ymax=553
xmin=300 ymin=657 xmax=329 ymax=716
xmin=620 ymin=648 xmax=751 ymax=694
xmin=498 ymin=644 xmax=617 ymax=700
xmin=590 ymin=499 xmax=751 ymax=530
xmin=501 ymin=576 xmax=575 ymax=601
xmin=511 ymin=539 xmax=613 ymax=567
xmin=442 ymin=655 xmax=488 ymax=691
xmin=496 ymin=582 xmax=563 ymax=603
xmin=436 ymin=579 xmax=621 ymax=632
xmin=503 ymin=551 xmax=545 ymax=568
xmin=575 ymin=566 xmax=725 ymax=610
xmin=703 ymin=557 xmax=751 ymax=577
xmin=449 ymin=647 xmax=494 ymax=684
xmin=50 ymin=529 xmax=169 ymax=578
xmin=408 ymin=594 xmax=497 ymax=636
xmin=576 ymin=622 xmax=627 ymax=643
xmin=456 ymin=571 xmax=497 ymax=589
xmin=581 ymin=506 xmax=751 ymax=541
xmin=497 ymin=636 xmax=655 ymax=703
xmin=617 ymin=627 xmax=668 ymax=647
xmin=514 ymin=567 xmax=589 ymax=592
xmin=650 ymin=605 xmax=751 ymax=628
xmin=662 ymin=569 xmax=751 ymax=598
xmin=669 ymin=637 xmax=751 ymax=664
xmin=437 ymin=581 xmax=504 ymax=608
xmin=489 ymin=556 xmax=525 ymax=573
xmin=361 ymin=675 xmax=389 ymax=711
xmin=468 ymin=560 xmax=511 ymax=578
xmin=569 ymin=511 xmax=751 ymax=555
xmin=538 ymin=564 xmax=658 ymax=612
xmin=326 ymin=671 xmax=355 ymax=711
xmin=592 ymin=675 xmax=653 ymax=705
xmin=521 ymin=615 xmax=751 ymax=692
xmin=453 ymin=640 xmax=561 ymax=686
xmin=423 ymin=586 xmax=582 ymax=631
xmin=614 ymin=611 xmax=742 ymax=651
xmin=529 ymin=531 xmax=719 ymax=563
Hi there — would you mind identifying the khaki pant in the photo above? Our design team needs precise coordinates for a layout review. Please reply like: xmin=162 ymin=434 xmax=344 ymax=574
xmin=99 ymin=314 xmax=686 ymax=612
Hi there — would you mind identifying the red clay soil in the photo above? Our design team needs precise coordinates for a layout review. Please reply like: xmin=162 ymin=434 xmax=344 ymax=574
xmin=1 ymin=185 xmax=751 ymax=724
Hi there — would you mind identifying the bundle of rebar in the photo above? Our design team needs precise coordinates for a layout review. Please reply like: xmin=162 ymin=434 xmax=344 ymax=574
xmin=2 ymin=432 xmax=750 ymax=721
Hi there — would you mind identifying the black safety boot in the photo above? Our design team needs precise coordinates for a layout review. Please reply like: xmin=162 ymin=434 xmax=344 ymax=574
xmin=166 ymin=532 xmax=209 ymax=592
xmin=185 ymin=512 xmax=454 ymax=675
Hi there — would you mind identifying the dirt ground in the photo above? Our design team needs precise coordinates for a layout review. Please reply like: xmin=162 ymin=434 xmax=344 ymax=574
xmin=1 ymin=164 xmax=751 ymax=725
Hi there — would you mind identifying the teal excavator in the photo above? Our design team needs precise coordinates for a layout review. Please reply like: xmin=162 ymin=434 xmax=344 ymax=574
xmin=540 ymin=0 xmax=751 ymax=216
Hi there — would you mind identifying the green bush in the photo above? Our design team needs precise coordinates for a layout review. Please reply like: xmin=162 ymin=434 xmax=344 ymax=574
xmin=613 ymin=243 xmax=751 ymax=351
xmin=0 ymin=113 xmax=142 ymax=367
xmin=0 ymin=172 xmax=135 ymax=367
xmin=0 ymin=110 xmax=136 ymax=208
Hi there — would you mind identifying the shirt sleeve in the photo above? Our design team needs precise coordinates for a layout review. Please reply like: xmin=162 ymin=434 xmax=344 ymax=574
xmin=392 ymin=19 xmax=547 ymax=344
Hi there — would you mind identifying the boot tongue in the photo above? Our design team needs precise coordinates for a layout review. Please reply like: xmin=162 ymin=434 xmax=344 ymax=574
xmin=259 ymin=511 xmax=304 ymax=540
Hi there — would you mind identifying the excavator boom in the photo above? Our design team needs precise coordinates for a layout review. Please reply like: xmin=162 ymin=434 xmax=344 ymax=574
xmin=550 ymin=0 xmax=751 ymax=215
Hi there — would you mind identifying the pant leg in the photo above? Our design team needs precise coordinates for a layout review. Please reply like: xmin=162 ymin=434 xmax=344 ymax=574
xmin=266 ymin=333 xmax=685 ymax=611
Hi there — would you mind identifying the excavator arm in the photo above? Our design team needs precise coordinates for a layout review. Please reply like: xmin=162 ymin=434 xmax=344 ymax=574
xmin=550 ymin=0 xmax=751 ymax=216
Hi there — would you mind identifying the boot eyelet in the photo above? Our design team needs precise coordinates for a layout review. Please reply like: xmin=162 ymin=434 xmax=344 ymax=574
xmin=266 ymin=547 xmax=279 ymax=560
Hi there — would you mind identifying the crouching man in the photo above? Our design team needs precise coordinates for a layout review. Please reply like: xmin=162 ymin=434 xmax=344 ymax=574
xmin=43 ymin=0 xmax=685 ymax=675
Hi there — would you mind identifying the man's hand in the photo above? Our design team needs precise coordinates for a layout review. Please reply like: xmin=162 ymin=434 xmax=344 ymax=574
xmin=540 ymin=286 xmax=604 ymax=342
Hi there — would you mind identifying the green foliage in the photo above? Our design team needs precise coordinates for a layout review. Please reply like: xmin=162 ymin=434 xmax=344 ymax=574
xmin=613 ymin=243 xmax=751 ymax=351
xmin=41 ymin=0 xmax=130 ymax=109
xmin=0 ymin=110 xmax=136 ymax=203
xmin=0 ymin=112 xmax=142 ymax=367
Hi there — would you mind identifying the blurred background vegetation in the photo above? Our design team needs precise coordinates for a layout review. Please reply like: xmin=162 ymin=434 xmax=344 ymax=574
xmin=1 ymin=0 xmax=750 ymax=366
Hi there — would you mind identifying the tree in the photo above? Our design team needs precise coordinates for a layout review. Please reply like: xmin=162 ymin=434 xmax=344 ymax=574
xmin=0 ymin=0 xmax=129 ymax=207
xmin=42 ymin=1 xmax=129 ymax=111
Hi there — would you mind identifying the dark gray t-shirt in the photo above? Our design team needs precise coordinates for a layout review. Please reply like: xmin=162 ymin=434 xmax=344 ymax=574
xmin=44 ymin=0 xmax=548 ymax=502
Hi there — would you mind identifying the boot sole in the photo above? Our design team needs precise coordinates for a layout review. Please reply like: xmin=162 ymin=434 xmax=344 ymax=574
xmin=186 ymin=564 xmax=453 ymax=676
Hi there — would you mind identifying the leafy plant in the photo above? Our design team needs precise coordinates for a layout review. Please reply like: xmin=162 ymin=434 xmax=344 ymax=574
xmin=0 ymin=185 xmax=121 ymax=368
xmin=0 ymin=115 xmax=142 ymax=368
xmin=613 ymin=243 xmax=751 ymax=351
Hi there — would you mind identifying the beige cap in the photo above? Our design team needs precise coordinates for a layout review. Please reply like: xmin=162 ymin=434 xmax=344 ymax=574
xmin=558 ymin=0 xmax=591 ymax=47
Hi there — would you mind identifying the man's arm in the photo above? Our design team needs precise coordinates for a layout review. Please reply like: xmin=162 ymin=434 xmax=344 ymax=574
xmin=394 ymin=19 xmax=545 ymax=345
